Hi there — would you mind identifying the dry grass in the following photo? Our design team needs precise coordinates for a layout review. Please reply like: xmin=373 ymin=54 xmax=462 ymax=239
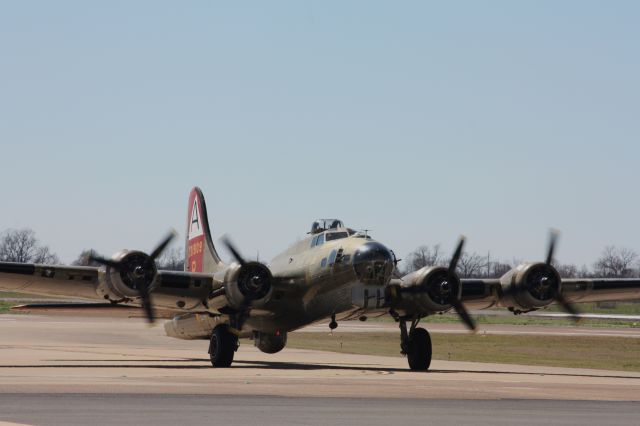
xmin=0 ymin=301 xmax=12 ymax=313
xmin=287 ymin=331 xmax=640 ymax=372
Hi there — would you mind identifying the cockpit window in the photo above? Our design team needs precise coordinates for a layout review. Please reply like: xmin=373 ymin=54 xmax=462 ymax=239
xmin=311 ymin=219 xmax=344 ymax=234
xmin=326 ymin=232 xmax=348 ymax=242
xmin=310 ymin=233 xmax=325 ymax=247
xmin=311 ymin=233 xmax=325 ymax=247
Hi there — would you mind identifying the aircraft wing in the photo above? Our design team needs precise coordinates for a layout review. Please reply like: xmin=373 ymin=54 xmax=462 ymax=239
xmin=559 ymin=278 xmax=640 ymax=304
xmin=0 ymin=262 xmax=219 ymax=314
xmin=383 ymin=271 xmax=640 ymax=331
xmin=459 ymin=278 xmax=640 ymax=310
xmin=0 ymin=262 xmax=102 ymax=300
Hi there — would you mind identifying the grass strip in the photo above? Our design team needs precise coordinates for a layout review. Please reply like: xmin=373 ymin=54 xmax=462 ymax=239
xmin=367 ymin=312 xmax=640 ymax=328
xmin=288 ymin=331 xmax=640 ymax=372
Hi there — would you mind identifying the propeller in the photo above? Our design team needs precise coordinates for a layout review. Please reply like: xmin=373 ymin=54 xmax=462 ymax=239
xmin=220 ymin=236 xmax=271 ymax=332
xmin=90 ymin=230 xmax=177 ymax=324
xmin=544 ymin=231 xmax=581 ymax=322
xmin=222 ymin=236 xmax=246 ymax=267
xmin=447 ymin=237 xmax=477 ymax=332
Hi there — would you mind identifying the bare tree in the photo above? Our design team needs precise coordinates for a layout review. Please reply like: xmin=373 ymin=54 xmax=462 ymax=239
xmin=157 ymin=247 xmax=185 ymax=271
xmin=552 ymin=262 xmax=578 ymax=278
xmin=594 ymin=246 xmax=638 ymax=278
xmin=578 ymin=265 xmax=592 ymax=278
xmin=0 ymin=228 xmax=59 ymax=264
xmin=486 ymin=261 xmax=513 ymax=278
xmin=456 ymin=252 xmax=488 ymax=278
xmin=404 ymin=244 xmax=445 ymax=273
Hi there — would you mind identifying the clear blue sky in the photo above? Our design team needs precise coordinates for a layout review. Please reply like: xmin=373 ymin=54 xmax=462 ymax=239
xmin=1 ymin=1 xmax=639 ymax=268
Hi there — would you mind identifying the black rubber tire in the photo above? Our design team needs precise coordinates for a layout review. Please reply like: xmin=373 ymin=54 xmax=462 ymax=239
xmin=209 ymin=325 xmax=238 ymax=368
xmin=407 ymin=327 xmax=432 ymax=371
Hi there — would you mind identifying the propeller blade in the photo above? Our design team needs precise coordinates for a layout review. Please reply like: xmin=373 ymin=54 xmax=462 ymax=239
xmin=554 ymin=292 xmax=581 ymax=323
xmin=222 ymin=236 xmax=246 ymax=266
xmin=543 ymin=230 xmax=579 ymax=322
xmin=445 ymin=236 xmax=476 ymax=332
xmin=220 ymin=236 xmax=253 ymax=332
xmin=448 ymin=236 xmax=466 ymax=274
xmin=139 ymin=287 xmax=155 ymax=324
xmin=149 ymin=230 xmax=177 ymax=260
xmin=88 ymin=252 xmax=121 ymax=270
xmin=451 ymin=297 xmax=477 ymax=332
xmin=545 ymin=230 xmax=559 ymax=265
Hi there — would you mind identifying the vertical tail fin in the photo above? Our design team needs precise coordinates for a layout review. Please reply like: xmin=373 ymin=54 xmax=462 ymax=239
xmin=185 ymin=187 xmax=224 ymax=273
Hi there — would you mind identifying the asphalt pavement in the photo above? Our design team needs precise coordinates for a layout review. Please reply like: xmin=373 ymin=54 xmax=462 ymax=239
xmin=0 ymin=395 xmax=638 ymax=426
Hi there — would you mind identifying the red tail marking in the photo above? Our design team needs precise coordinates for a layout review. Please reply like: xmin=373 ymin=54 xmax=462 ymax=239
xmin=187 ymin=189 xmax=205 ymax=272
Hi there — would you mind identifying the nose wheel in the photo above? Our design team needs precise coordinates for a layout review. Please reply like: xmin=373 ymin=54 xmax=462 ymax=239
xmin=399 ymin=319 xmax=432 ymax=371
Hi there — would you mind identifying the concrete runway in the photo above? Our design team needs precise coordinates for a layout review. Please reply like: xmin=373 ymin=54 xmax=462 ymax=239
xmin=1 ymin=315 xmax=639 ymax=425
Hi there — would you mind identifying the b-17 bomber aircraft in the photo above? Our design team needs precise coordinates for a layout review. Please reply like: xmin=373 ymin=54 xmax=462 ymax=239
xmin=1 ymin=187 xmax=640 ymax=370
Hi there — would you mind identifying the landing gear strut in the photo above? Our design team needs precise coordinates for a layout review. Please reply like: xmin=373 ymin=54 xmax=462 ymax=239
xmin=329 ymin=312 xmax=338 ymax=330
xmin=399 ymin=319 xmax=432 ymax=371
xmin=209 ymin=325 xmax=238 ymax=368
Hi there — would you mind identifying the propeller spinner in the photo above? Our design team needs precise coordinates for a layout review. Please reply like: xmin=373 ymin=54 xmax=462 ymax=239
xmin=221 ymin=236 xmax=273 ymax=332
xmin=90 ymin=230 xmax=177 ymax=323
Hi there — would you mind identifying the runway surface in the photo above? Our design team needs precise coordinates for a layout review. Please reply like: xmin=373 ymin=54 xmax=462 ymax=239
xmin=1 ymin=315 xmax=639 ymax=425
xmin=0 ymin=395 xmax=638 ymax=426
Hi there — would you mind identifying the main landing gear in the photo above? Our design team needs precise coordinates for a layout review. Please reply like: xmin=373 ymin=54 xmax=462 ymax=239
xmin=399 ymin=319 xmax=432 ymax=371
xmin=209 ymin=325 xmax=238 ymax=368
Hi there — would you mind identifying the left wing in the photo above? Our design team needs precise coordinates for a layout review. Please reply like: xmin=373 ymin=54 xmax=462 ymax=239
xmin=459 ymin=277 xmax=640 ymax=311
xmin=387 ymin=235 xmax=640 ymax=328
xmin=387 ymin=273 xmax=640 ymax=321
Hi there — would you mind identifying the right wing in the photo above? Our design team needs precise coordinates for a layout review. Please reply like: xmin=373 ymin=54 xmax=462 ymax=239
xmin=0 ymin=261 xmax=218 ymax=313
xmin=0 ymin=262 xmax=102 ymax=300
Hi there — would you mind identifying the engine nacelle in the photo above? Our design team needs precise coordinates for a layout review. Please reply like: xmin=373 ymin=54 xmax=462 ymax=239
xmin=254 ymin=331 xmax=287 ymax=354
xmin=499 ymin=262 xmax=561 ymax=310
xmin=96 ymin=250 xmax=153 ymax=302
xmin=398 ymin=266 xmax=461 ymax=314
xmin=213 ymin=261 xmax=273 ymax=310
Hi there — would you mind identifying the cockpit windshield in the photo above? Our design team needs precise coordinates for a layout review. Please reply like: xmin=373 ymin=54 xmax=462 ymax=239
xmin=310 ymin=219 xmax=344 ymax=234
xmin=325 ymin=231 xmax=349 ymax=242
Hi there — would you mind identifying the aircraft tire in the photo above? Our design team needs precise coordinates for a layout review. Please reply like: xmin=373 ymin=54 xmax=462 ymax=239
xmin=407 ymin=327 xmax=432 ymax=371
xmin=209 ymin=325 xmax=238 ymax=368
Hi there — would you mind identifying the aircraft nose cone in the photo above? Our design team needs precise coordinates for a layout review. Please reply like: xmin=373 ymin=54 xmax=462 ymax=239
xmin=353 ymin=242 xmax=394 ymax=265
xmin=353 ymin=242 xmax=394 ymax=284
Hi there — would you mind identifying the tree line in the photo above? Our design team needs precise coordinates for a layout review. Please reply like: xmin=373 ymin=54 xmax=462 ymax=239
xmin=0 ymin=228 xmax=184 ymax=271
xmin=1 ymin=227 xmax=639 ymax=278
xmin=404 ymin=244 xmax=639 ymax=278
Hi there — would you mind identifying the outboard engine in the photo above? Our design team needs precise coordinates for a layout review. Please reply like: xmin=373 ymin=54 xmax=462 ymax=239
xmin=499 ymin=262 xmax=561 ymax=310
